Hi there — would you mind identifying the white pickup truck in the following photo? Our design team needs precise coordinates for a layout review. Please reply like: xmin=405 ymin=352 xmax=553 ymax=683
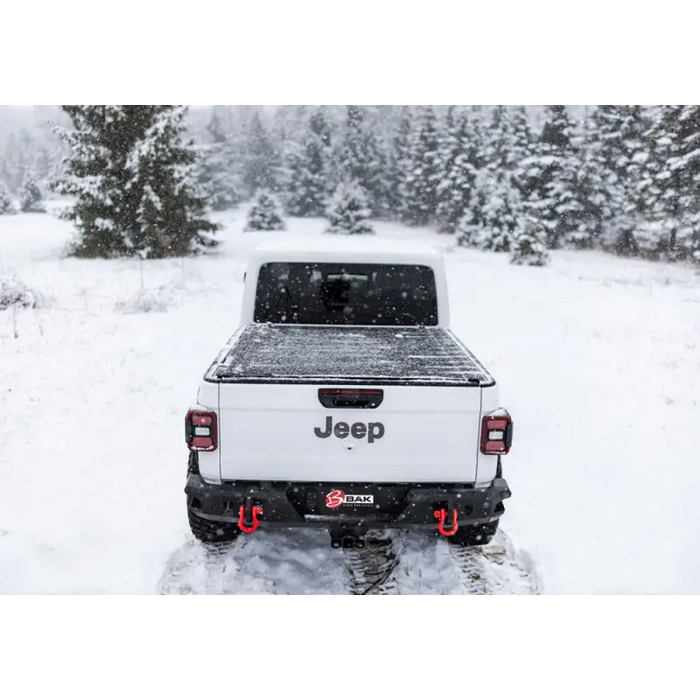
xmin=184 ymin=238 xmax=512 ymax=548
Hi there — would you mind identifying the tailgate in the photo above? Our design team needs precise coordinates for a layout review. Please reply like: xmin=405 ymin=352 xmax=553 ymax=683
xmin=217 ymin=383 xmax=483 ymax=483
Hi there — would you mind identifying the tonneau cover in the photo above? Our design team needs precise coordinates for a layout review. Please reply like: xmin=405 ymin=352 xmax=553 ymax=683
xmin=208 ymin=324 xmax=494 ymax=387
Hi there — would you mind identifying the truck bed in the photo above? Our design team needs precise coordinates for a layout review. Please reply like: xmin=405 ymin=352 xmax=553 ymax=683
xmin=207 ymin=324 xmax=495 ymax=387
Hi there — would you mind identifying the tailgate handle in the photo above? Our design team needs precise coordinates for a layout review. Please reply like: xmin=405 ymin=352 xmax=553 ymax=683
xmin=318 ymin=389 xmax=384 ymax=409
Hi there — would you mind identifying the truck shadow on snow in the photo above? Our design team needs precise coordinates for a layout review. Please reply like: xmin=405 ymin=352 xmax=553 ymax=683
xmin=159 ymin=528 xmax=540 ymax=595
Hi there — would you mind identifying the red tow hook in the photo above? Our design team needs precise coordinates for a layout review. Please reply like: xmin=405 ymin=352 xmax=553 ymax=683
xmin=238 ymin=504 xmax=263 ymax=533
xmin=434 ymin=508 xmax=459 ymax=536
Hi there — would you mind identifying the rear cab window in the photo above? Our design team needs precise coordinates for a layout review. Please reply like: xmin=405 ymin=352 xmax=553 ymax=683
xmin=254 ymin=262 xmax=438 ymax=326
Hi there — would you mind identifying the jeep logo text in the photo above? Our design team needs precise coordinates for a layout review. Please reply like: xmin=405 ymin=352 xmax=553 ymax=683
xmin=314 ymin=416 xmax=385 ymax=443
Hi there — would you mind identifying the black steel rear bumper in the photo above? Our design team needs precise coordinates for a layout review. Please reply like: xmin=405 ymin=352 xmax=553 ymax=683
xmin=185 ymin=473 xmax=511 ymax=534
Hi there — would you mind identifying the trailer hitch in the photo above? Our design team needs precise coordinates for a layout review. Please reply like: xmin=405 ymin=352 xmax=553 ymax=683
xmin=331 ymin=536 xmax=366 ymax=549
xmin=238 ymin=502 xmax=263 ymax=533
xmin=434 ymin=508 xmax=459 ymax=536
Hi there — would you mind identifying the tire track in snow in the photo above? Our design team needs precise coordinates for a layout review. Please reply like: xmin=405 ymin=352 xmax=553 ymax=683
xmin=447 ymin=529 xmax=542 ymax=595
xmin=343 ymin=533 xmax=403 ymax=595
xmin=159 ymin=528 xmax=540 ymax=595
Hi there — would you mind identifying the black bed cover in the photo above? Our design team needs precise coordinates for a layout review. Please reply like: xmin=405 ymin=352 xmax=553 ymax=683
xmin=207 ymin=324 xmax=495 ymax=387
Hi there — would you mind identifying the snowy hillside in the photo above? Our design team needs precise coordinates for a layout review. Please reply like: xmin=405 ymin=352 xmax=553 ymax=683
xmin=1 ymin=209 xmax=699 ymax=594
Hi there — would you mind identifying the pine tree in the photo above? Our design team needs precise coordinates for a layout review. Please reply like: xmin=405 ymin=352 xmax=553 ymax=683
xmin=658 ymin=105 xmax=700 ymax=261
xmin=456 ymin=107 xmax=526 ymax=251
xmin=436 ymin=107 xmax=479 ymax=233
xmin=590 ymin=105 xmax=650 ymax=255
xmin=1 ymin=127 xmax=64 ymax=197
xmin=525 ymin=105 xmax=580 ymax=249
xmin=626 ymin=107 xmax=655 ymax=254
xmin=195 ymin=111 xmax=241 ymax=211
xmin=510 ymin=106 xmax=534 ymax=196
xmin=482 ymin=106 xmax=514 ymax=171
xmin=1 ymin=134 xmax=22 ymax=193
xmin=316 ymin=108 xmax=345 ymax=193
xmin=478 ymin=106 xmax=532 ymax=188
xmin=373 ymin=136 xmax=393 ymax=219
xmin=325 ymin=181 xmax=374 ymax=235
xmin=417 ymin=105 xmax=442 ymax=222
xmin=0 ymin=130 xmax=40 ymax=194
xmin=0 ymin=180 xmax=13 ymax=214
xmin=458 ymin=169 xmax=523 ymax=252
xmin=435 ymin=106 xmax=460 ymax=232
xmin=511 ymin=214 xmax=550 ymax=266
xmin=285 ymin=108 xmax=332 ymax=217
xmin=401 ymin=106 xmax=441 ymax=226
xmin=244 ymin=189 xmax=285 ymax=231
xmin=565 ymin=112 xmax=612 ymax=249
xmin=272 ymin=105 xmax=307 ymax=203
xmin=338 ymin=106 xmax=384 ymax=216
xmin=32 ymin=146 xmax=53 ymax=192
xmin=46 ymin=142 xmax=69 ymax=195
xmin=510 ymin=107 xmax=533 ymax=163
xmin=55 ymin=105 xmax=218 ymax=258
xmin=640 ymin=105 xmax=683 ymax=258
xmin=243 ymin=110 xmax=280 ymax=196
xmin=19 ymin=178 xmax=45 ymax=213
xmin=385 ymin=107 xmax=414 ymax=218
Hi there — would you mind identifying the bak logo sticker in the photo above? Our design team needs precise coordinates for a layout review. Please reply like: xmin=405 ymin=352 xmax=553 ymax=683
xmin=325 ymin=489 xmax=374 ymax=509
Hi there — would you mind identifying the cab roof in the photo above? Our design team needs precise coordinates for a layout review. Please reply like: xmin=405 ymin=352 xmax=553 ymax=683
xmin=249 ymin=237 xmax=443 ymax=266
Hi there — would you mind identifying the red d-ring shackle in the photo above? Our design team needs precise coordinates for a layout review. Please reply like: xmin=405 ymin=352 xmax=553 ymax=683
xmin=435 ymin=508 xmax=459 ymax=537
xmin=238 ymin=506 xmax=263 ymax=535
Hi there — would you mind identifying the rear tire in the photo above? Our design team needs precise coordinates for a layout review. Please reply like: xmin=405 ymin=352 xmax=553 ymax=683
xmin=187 ymin=503 xmax=240 ymax=544
xmin=447 ymin=520 xmax=499 ymax=547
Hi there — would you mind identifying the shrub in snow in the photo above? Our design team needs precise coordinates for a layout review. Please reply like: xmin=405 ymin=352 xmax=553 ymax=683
xmin=19 ymin=179 xmax=46 ymax=213
xmin=0 ymin=181 xmax=14 ymax=215
xmin=244 ymin=189 xmax=286 ymax=231
xmin=325 ymin=181 xmax=374 ymax=235
xmin=0 ymin=276 xmax=40 ymax=310
xmin=510 ymin=217 xmax=550 ymax=267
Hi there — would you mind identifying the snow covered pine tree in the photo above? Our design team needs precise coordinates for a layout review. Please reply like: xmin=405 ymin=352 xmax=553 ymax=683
xmin=195 ymin=110 xmax=241 ymax=211
xmin=0 ymin=180 xmax=13 ymax=214
xmin=436 ymin=107 xmax=480 ymax=233
xmin=511 ymin=215 xmax=550 ymax=266
xmin=524 ymin=105 xmax=580 ymax=249
xmin=457 ymin=171 xmax=523 ymax=252
xmin=19 ymin=179 xmax=45 ymax=213
xmin=55 ymin=105 xmax=218 ymax=258
xmin=284 ymin=109 xmax=333 ymax=217
xmin=401 ymin=106 xmax=441 ymax=226
xmin=243 ymin=110 xmax=280 ymax=197
xmin=244 ymin=189 xmax=286 ymax=231
xmin=325 ymin=181 xmax=374 ymax=235
xmin=338 ymin=106 xmax=385 ymax=217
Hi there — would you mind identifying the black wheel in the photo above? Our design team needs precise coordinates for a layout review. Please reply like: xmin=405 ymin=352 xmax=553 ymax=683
xmin=187 ymin=503 xmax=240 ymax=544
xmin=447 ymin=520 xmax=499 ymax=547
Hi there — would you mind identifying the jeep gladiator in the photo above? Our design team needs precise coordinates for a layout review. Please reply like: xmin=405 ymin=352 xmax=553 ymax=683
xmin=184 ymin=238 xmax=512 ymax=548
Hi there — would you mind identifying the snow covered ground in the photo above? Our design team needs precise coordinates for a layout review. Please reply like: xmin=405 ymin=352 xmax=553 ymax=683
xmin=1 ymin=207 xmax=699 ymax=594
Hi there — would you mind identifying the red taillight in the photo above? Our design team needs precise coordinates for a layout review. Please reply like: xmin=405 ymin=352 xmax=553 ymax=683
xmin=186 ymin=411 xmax=218 ymax=452
xmin=481 ymin=411 xmax=513 ymax=455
